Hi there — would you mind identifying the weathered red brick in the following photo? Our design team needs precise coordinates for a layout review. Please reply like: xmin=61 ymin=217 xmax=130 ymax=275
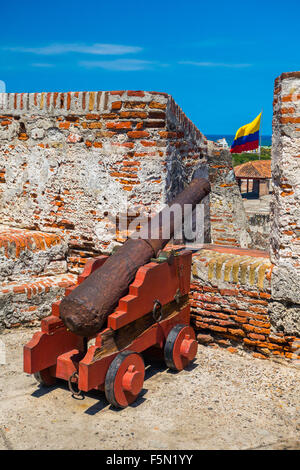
xmin=128 ymin=91 xmax=145 ymax=97
xmin=145 ymin=121 xmax=165 ymax=128
xmin=106 ymin=121 xmax=132 ymax=130
xmin=120 ymin=111 xmax=147 ymax=119
xmin=148 ymin=111 xmax=166 ymax=119
xmin=88 ymin=122 xmax=102 ymax=129
xmin=111 ymin=101 xmax=122 ymax=110
xmin=149 ymin=101 xmax=167 ymax=109
xmin=124 ymin=101 xmax=146 ymax=109
xmin=197 ymin=333 xmax=214 ymax=344
xmin=228 ymin=328 xmax=245 ymax=337
xmin=249 ymin=333 xmax=265 ymax=341
xmin=127 ymin=131 xmax=150 ymax=139
xmin=208 ymin=325 xmax=227 ymax=333
xmin=86 ymin=114 xmax=100 ymax=120
xmin=252 ymin=352 xmax=267 ymax=359
xmin=59 ymin=122 xmax=70 ymax=129
xmin=140 ymin=140 xmax=156 ymax=147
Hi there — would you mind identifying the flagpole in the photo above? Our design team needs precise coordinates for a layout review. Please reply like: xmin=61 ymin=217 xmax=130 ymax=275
xmin=259 ymin=109 xmax=263 ymax=160
xmin=259 ymin=134 xmax=261 ymax=160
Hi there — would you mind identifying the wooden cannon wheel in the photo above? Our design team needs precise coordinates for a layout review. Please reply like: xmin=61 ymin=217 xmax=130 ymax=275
xmin=34 ymin=368 xmax=56 ymax=386
xmin=164 ymin=324 xmax=198 ymax=371
xmin=105 ymin=350 xmax=145 ymax=408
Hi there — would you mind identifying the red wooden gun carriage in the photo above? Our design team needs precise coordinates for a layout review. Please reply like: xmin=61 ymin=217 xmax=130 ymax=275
xmin=24 ymin=250 xmax=197 ymax=408
xmin=24 ymin=178 xmax=210 ymax=408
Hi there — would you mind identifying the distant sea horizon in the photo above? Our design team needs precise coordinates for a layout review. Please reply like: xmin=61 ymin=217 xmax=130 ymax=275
xmin=206 ymin=134 xmax=272 ymax=147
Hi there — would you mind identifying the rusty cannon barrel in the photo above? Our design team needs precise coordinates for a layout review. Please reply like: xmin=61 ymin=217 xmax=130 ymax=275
xmin=60 ymin=177 xmax=210 ymax=337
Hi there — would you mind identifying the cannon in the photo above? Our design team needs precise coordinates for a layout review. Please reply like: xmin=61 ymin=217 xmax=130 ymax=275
xmin=60 ymin=177 xmax=210 ymax=337
xmin=24 ymin=178 xmax=210 ymax=408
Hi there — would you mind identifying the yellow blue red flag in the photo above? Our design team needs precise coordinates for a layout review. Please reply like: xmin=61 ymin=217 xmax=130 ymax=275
xmin=230 ymin=112 xmax=262 ymax=153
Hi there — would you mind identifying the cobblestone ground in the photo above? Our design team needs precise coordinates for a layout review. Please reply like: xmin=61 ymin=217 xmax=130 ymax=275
xmin=0 ymin=327 xmax=299 ymax=450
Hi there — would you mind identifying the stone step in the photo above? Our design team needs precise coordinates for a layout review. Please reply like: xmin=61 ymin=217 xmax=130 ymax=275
xmin=0 ymin=273 xmax=77 ymax=329
xmin=0 ymin=225 xmax=67 ymax=281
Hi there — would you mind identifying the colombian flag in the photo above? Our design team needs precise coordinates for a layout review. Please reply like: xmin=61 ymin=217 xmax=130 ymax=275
xmin=230 ymin=112 xmax=262 ymax=153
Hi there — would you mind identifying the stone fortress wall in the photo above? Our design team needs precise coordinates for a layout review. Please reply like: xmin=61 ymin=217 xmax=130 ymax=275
xmin=0 ymin=90 xmax=209 ymax=274
xmin=270 ymin=72 xmax=300 ymax=336
xmin=0 ymin=78 xmax=299 ymax=363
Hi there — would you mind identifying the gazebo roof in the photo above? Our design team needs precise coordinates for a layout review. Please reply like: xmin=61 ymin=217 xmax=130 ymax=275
xmin=234 ymin=160 xmax=271 ymax=179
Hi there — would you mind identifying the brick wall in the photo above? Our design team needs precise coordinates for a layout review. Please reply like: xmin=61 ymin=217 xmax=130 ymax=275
xmin=0 ymin=91 xmax=208 ymax=272
xmin=270 ymin=72 xmax=300 ymax=336
xmin=0 ymin=225 xmax=76 ymax=329
xmin=0 ymin=273 xmax=76 ymax=328
xmin=191 ymin=246 xmax=299 ymax=361
xmin=0 ymin=225 xmax=67 ymax=281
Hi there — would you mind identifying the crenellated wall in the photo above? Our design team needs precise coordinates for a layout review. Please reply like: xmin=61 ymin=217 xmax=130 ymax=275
xmin=0 ymin=90 xmax=208 ymax=272
xmin=270 ymin=72 xmax=300 ymax=336
xmin=2 ymin=81 xmax=298 ymax=363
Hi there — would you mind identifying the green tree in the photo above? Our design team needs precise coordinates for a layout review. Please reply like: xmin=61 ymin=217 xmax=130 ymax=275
xmin=231 ymin=147 xmax=271 ymax=166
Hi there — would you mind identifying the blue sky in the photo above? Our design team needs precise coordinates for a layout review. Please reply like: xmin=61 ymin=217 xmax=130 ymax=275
xmin=0 ymin=0 xmax=299 ymax=135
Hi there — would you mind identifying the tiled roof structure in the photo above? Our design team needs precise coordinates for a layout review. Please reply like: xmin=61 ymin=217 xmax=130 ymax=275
xmin=234 ymin=160 xmax=271 ymax=179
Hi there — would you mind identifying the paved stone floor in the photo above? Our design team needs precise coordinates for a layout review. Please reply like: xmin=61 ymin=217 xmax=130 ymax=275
xmin=0 ymin=327 xmax=299 ymax=450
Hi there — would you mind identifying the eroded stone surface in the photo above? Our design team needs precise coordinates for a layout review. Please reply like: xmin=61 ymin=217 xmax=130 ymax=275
xmin=0 ymin=274 xmax=77 ymax=330
xmin=270 ymin=73 xmax=300 ymax=334
xmin=0 ymin=226 xmax=67 ymax=281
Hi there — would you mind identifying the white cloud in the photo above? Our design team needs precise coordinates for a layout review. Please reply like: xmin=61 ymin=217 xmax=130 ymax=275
xmin=0 ymin=80 xmax=6 ymax=92
xmin=80 ymin=59 xmax=154 ymax=71
xmin=179 ymin=61 xmax=252 ymax=68
xmin=5 ymin=43 xmax=142 ymax=56
xmin=31 ymin=63 xmax=55 ymax=68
